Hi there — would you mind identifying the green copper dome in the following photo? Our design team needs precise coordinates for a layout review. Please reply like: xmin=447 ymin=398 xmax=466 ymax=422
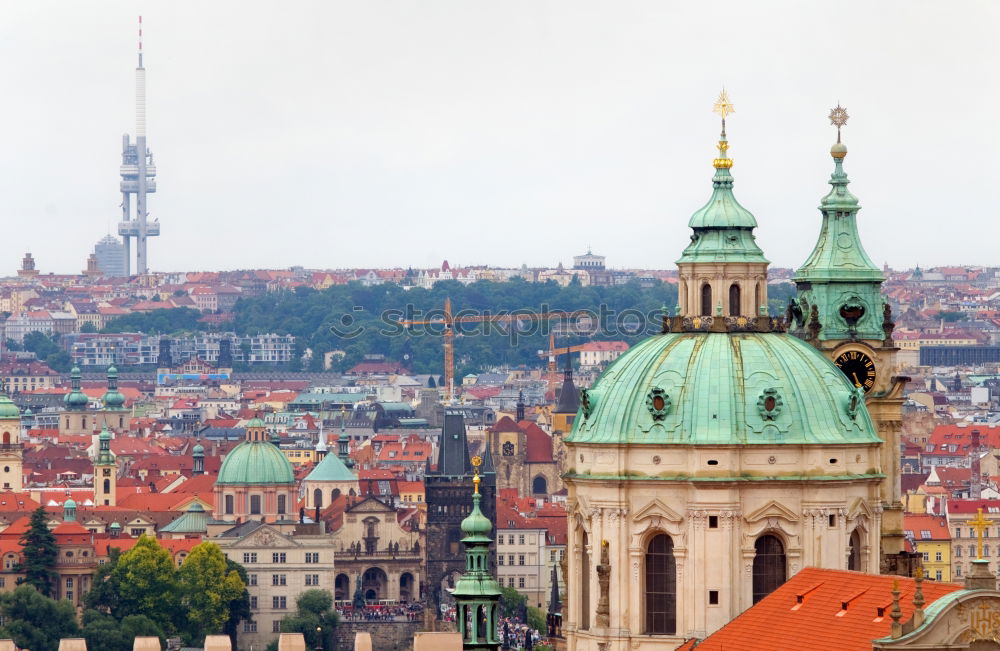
xmin=460 ymin=490 xmax=493 ymax=540
xmin=64 ymin=367 xmax=88 ymax=410
xmin=246 ymin=416 xmax=266 ymax=429
xmin=102 ymin=366 xmax=126 ymax=410
xmin=216 ymin=440 xmax=294 ymax=485
xmin=0 ymin=395 xmax=19 ymax=420
xmin=568 ymin=332 xmax=880 ymax=446
xmin=677 ymin=134 xmax=768 ymax=265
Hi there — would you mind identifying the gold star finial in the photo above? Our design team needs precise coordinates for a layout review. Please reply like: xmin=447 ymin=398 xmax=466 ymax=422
xmin=713 ymin=89 xmax=735 ymax=121
xmin=471 ymin=455 xmax=482 ymax=494
xmin=829 ymin=104 xmax=849 ymax=143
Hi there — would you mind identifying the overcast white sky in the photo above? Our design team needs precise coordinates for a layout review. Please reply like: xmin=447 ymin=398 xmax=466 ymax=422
xmin=1 ymin=1 xmax=997 ymax=275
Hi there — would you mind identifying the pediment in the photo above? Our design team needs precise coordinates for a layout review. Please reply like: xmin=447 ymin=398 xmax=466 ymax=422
xmin=346 ymin=497 xmax=393 ymax=514
xmin=632 ymin=498 xmax=684 ymax=524
xmin=227 ymin=525 xmax=300 ymax=548
xmin=847 ymin=497 xmax=874 ymax=521
xmin=744 ymin=500 xmax=799 ymax=524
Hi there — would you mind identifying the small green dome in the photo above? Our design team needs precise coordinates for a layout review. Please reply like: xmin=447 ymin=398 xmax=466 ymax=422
xmin=568 ymin=332 xmax=880 ymax=446
xmin=217 ymin=440 xmax=294 ymax=485
xmin=246 ymin=417 xmax=266 ymax=429
xmin=99 ymin=428 xmax=112 ymax=441
xmin=64 ymin=498 xmax=76 ymax=508
xmin=64 ymin=367 xmax=88 ymax=409
xmin=110 ymin=521 xmax=121 ymax=529
xmin=192 ymin=443 xmax=204 ymax=455
xmin=0 ymin=395 xmax=19 ymax=420
xmin=460 ymin=494 xmax=493 ymax=539
xmin=102 ymin=366 xmax=125 ymax=409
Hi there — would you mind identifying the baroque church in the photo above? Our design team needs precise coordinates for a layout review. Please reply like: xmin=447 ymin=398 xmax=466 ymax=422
xmin=562 ymin=98 xmax=907 ymax=649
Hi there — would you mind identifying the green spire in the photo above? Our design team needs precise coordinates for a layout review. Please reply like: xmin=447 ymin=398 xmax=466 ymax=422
xmin=102 ymin=366 xmax=126 ymax=410
xmin=338 ymin=407 xmax=354 ymax=469
xmin=677 ymin=91 xmax=768 ymax=266
xmin=451 ymin=459 xmax=502 ymax=651
xmin=793 ymin=105 xmax=886 ymax=342
xmin=96 ymin=426 xmax=115 ymax=466
xmin=64 ymin=366 xmax=88 ymax=410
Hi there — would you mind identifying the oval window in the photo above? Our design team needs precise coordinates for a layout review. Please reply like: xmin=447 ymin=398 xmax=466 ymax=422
xmin=764 ymin=396 xmax=776 ymax=412
xmin=652 ymin=395 xmax=665 ymax=411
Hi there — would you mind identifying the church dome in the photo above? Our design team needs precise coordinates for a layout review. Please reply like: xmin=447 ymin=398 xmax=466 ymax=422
xmin=216 ymin=440 xmax=294 ymax=485
xmin=102 ymin=366 xmax=126 ymax=410
xmin=64 ymin=367 xmax=89 ymax=409
xmin=0 ymin=395 xmax=19 ymax=420
xmin=567 ymin=332 xmax=880 ymax=446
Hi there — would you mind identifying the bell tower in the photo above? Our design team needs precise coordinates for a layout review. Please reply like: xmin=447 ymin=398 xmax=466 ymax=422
xmin=676 ymin=90 xmax=769 ymax=318
xmin=790 ymin=105 xmax=909 ymax=571
xmin=0 ymin=392 xmax=23 ymax=491
xmin=94 ymin=426 xmax=117 ymax=506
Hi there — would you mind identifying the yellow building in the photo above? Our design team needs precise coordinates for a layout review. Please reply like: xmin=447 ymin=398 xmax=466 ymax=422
xmin=903 ymin=514 xmax=952 ymax=582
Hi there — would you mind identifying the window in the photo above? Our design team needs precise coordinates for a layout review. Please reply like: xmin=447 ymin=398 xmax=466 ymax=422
xmin=701 ymin=284 xmax=712 ymax=317
xmin=305 ymin=552 xmax=319 ymax=563
xmin=508 ymin=577 xmax=515 ymax=587
xmin=243 ymin=552 xmax=257 ymax=564
xmin=956 ymin=529 xmax=962 ymax=538
xmin=508 ymin=555 xmax=514 ymax=565
xmin=922 ymin=552 xmax=929 ymax=561
xmin=935 ymin=551 xmax=943 ymax=561
xmin=305 ymin=574 xmax=320 ymax=586
xmin=752 ymin=535 xmax=786 ymax=604
xmin=828 ymin=514 xmax=837 ymax=528
xmin=273 ymin=620 xmax=282 ymax=632
xmin=273 ymin=596 xmax=287 ymax=609
xmin=920 ymin=530 xmax=932 ymax=540
xmin=729 ymin=283 xmax=741 ymax=316
xmin=936 ymin=570 xmax=943 ymax=581
xmin=708 ymin=516 xmax=719 ymax=529
xmin=971 ymin=529 xmax=976 ymax=538
xmin=498 ymin=555 xmax=504 ymax=566
xmin=273 ymin=552 xmax=286 ymax=564
xmin=509 ymin=535 xmax=515 ymax=545
xmin=272 ymin=574 xmax=286 ymax=586
xmin=956 ymin=546 xmax=963 ymax=558
xmin=550 ymin=550 xmax=556 ymax=562
xmin=956 ymin=565 xmax=963 ymax=577
xmin=970 ymin=545 xmax=976 ymax=557
xmin=518 ymin=577 xmax=525 ymax=588
xmin=250 ymin=495 xmax=262 ymax=515
xmin=250 ymin=596 xmax=258 ymax=609
xmin=131 ymin=528 xmax=146 ymax=537
xmin=519 ymin=535 xmax=525 ymax=545
xmin=277 ymin=494 xmax=286 ymax=514
xmin=249 ymin=574 xmax=257 ymax=586
xmin=848 ymin=529 xmax=862 ymax=571
xmin=709 ymin=590 xmax=719 ymax=605
xmin=986 ymin=545 xmax=991 ymax=558
xmin=225 ymin=494 xmax=234 ymax=515
xmin=645 ymin=534 xmax=676 ymax=634
xmin=244 ymin=620 xmax=257 ymax=633
xmin=519 ymin=555 xmax=525 ymax=566
xmin=497 ymin=536 xmax=503 ymax=546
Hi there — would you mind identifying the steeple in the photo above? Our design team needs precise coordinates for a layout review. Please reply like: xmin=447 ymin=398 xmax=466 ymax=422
xmin=94 ymin=426 xmax=117 ymax=506
xmin=192 ymin=440 xmax=205 ymax=476
xmin=102 ymin=366 xmax=126 ymax=410
xmin=64 ymin=367 xmax=89 ymax=410
xmin=315 ymin=419 xmax=328 ymax=461
xmin=451 ymin=456 xmax=502 ymax=651
xmin=676 ymin=90 xmax=769 ymax=318
xmin=554 ymin=353 xmax=579 ymax=415
xmin=337 ymin=407 xmax=353 ymax=468
xmin=792 ymin=105 xmax=886 ymax=342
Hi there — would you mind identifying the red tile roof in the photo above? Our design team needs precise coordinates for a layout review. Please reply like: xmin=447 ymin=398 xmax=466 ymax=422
xmin=903 ymin=514 xmax=951 ymax=541
xmin=693 ymin=568 xmax=961 ymax=650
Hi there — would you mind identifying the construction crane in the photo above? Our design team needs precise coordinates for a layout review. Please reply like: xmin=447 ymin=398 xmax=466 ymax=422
xmin=401 ymin=297 xmax=584 ymax=402
xmin=539 ymin=333 xmax=590 ymax=394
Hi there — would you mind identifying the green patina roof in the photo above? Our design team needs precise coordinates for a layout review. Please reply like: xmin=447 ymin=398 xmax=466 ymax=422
xmin=161 ymin=503 xmax=209 ymax=534
xmin=0 ymin=394 xmax=19 ymax=420
xmin=64 ymin=367 xmax=88 ymax=410
xmin=102 ymin=366 xmax=125 ymax=410
xmin=217 ymin=440 xmax=294 ymax=485
xmin=567 ymin=332 xmax=880 ymax=446
xmin=677 ymin=136 xmax=768 ymax=265
xmin=245 ymin=417 xmax=266 ymax=429
xmin=461 ymin=491 xmax=493 ymax=539
xmin=795 ymin=144 xmax=882 ymax=283
xmin=305 ymin=452 xmax=356 ymax=482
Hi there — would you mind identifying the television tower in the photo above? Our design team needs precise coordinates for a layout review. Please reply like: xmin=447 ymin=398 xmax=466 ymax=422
xmin=117 ymin=16 xmax=159 ymax=275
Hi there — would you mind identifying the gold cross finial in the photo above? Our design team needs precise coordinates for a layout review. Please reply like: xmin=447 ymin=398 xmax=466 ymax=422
xmin=713 ymin=89 xmax=735 ymax=121
xmin=971 ymin=507 xmax=994 ymax=560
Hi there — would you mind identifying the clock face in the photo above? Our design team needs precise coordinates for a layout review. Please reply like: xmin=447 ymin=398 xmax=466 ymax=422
xmin=834 ymin=350 xmax=877 ymax=392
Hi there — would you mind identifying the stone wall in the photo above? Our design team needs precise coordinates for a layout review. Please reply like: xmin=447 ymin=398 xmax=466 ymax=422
xmin=334 ymin=621 xmax=424 ymax=651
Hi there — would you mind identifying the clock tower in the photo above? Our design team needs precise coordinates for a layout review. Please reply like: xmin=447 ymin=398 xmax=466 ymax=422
xmin=790 ymin=106 xmax=910 ymax=572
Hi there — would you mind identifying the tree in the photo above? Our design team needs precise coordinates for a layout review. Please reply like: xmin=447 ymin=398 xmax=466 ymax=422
xmin=222 ymin=557 xmax=252 ymax=646
xmin=84 ymin=548 xmax=122 ymax=613
xmin=275 ymin=589 xmax=338 ymax=650
xmin=500 ymin=586 xmax=528 ymax=619
xmin=111 ymin=535 xmax=181 ymax=633
xmin=80 ymin=322 xmax=98 ymax=333
xmin=177 ymin=542 xmax=245 ymax=644
xmin=0 ymin=585 xmax=80 ymax=651
xmin=15 ymin=506 xmax=57 ymax=596
xmin=82 ymin=610 xmax=164 ymax=651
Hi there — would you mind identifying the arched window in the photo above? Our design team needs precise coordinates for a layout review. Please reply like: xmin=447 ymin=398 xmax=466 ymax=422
xmin=701 ymin=284 xmax=712 ymax=317
xmin=645 ymin=534 xmax=676 ymax=634
xmin=103 ymin=479 xmax=111 ymax=495
xmin=332 ymin=488 xmax=341 ymax=501
xmin=532 ymin=476 xmax=547 ymax=494
xmin=224 ymin=494 xmax=234 ymax=515
xmin=249 ymin=495 xmax=262 ymax=515
xmin=848 ymin=529 xmax=861 ymax=571
xmin=277 ymin=494 xmax=286 ymax=515
xmin=729 ymin=283 xmax=741 ymax=316
xmin=752 ymin=535 xmax=786 ymax=603
xmin=2 ymin=432 xmax=9 ymax=446
xmin=314 ymin=488 xmax=323 ymax=508
xmin=755 ymin=283 xmax=762 ymax=315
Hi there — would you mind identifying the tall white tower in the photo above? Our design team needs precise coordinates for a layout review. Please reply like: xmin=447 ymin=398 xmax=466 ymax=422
xmin=117 ymin=16 xmax=159 ymax=276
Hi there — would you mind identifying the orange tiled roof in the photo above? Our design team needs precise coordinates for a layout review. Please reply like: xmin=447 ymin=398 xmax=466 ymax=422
xmin=693 ymin=567 xmax=961 ymax=650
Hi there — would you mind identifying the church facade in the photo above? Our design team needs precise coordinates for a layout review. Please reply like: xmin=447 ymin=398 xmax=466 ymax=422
xmin=562 ymin=99 xmax=901 ymax=650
